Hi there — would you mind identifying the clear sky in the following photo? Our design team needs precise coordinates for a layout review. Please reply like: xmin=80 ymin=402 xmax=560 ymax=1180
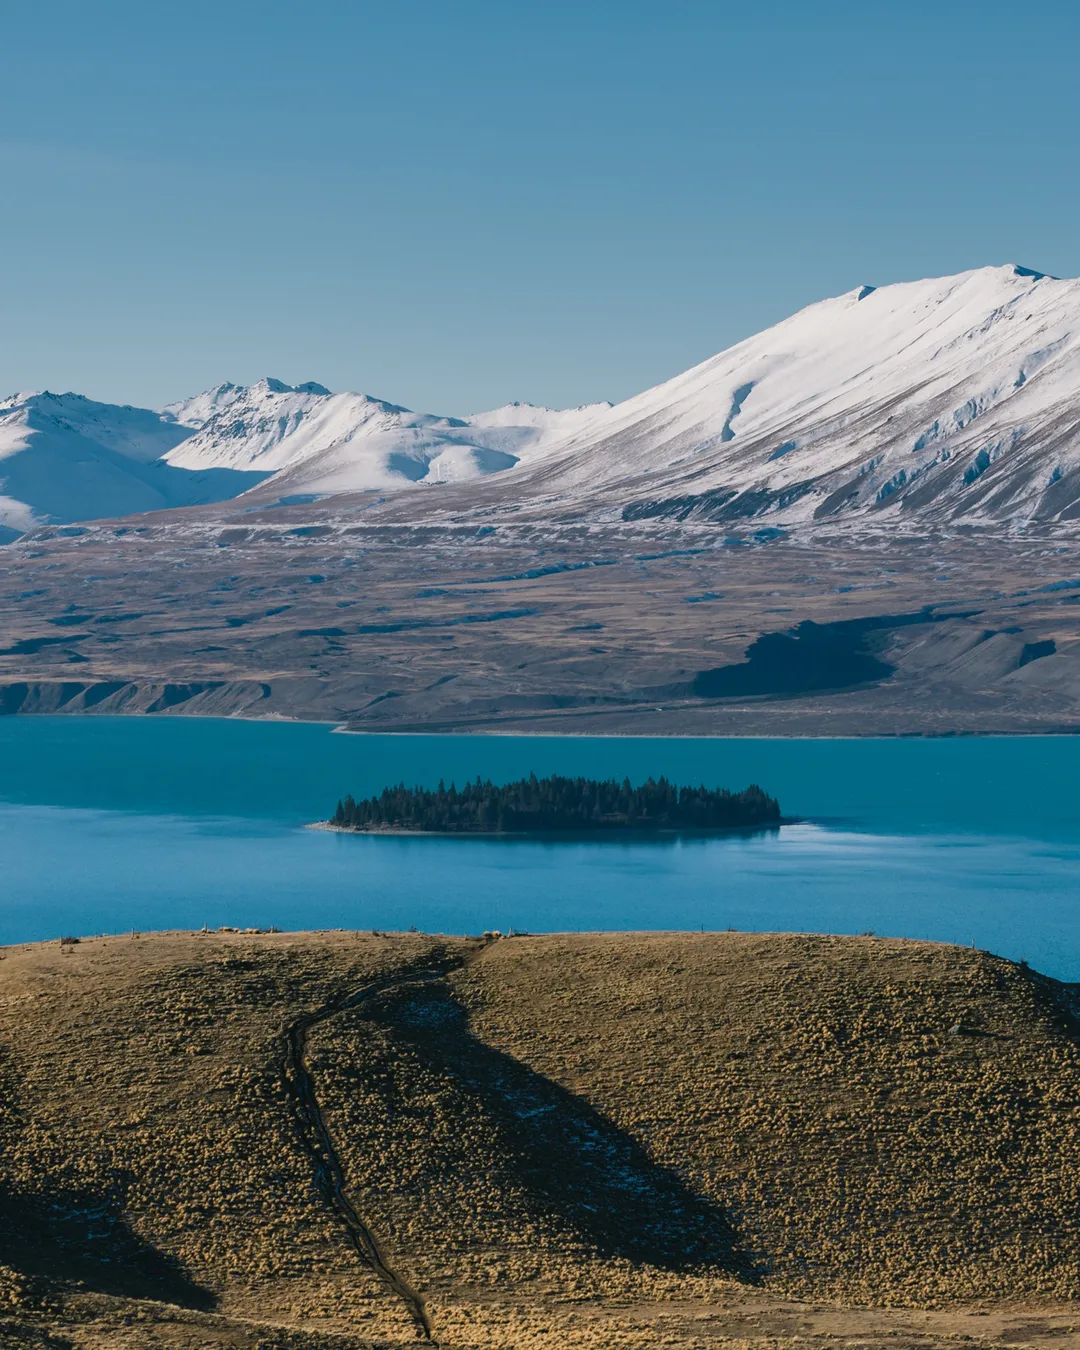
xmin=2 ymin=0 xmax=1078 ymax=414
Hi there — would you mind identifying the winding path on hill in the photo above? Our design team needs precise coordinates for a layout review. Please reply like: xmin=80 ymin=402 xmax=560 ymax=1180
xmin=280 ymin=949 xmax=483 ymax=1344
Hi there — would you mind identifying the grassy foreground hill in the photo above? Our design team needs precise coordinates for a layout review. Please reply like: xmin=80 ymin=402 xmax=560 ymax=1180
xmin=0 ymin=930 xmax=1078 ymax=1348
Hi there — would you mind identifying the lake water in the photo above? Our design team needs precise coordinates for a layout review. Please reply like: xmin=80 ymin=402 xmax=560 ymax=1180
xmin=2 ymin=717 xmax=1080 ymax=978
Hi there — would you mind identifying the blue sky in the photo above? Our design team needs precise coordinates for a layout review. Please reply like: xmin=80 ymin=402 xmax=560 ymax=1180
xmin=1 ymin=0 xmax=1077 ymax=413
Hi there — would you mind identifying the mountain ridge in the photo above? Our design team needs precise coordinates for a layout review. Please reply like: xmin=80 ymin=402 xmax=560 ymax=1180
xmin=4 ymin=263 xmax=1079 ymax=537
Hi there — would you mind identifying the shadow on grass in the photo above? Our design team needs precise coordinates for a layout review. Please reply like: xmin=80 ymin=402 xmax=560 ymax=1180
xmin=0 ymin=1175 xmax=217 ymax=1312
xmin=362 ymin=979 xmax=760 ymax=1280
xmin=0 ymin=1041 xmax=216 ymax=1313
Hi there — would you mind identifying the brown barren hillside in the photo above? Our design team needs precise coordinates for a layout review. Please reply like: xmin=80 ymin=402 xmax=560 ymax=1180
xmin=0 ymin=930 xmax=1078 ymax=1348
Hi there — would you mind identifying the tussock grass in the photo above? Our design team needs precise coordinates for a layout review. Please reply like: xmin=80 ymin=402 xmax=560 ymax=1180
xmin=0 ymin=930 xmax=1076 ymax=1347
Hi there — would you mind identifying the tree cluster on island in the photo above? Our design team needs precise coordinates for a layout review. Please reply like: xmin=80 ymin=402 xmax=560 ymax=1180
xmin=330 ymin=773 xmax=781 ymax=834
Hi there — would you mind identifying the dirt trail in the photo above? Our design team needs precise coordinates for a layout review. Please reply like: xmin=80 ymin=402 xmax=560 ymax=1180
xmin=280 ymin=948 xmax=484 ymax=1343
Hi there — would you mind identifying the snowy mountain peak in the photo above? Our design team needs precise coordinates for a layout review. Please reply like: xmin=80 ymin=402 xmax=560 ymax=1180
xmin=158 ymin=379 xmax=523 ymax=493
xmin=257 ymin=377 xmax=331 ymax=397
xmin=0 ymin=388 xmax=255 ymax=539
xmin=469 ymin=400 xmax=614 ymax=423
xmin=165 ymin=378 xmax=336 ymax=430
xmin=1 ymin=389 xmax=192 ymax=463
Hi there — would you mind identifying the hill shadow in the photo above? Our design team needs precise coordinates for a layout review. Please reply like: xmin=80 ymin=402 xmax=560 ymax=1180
xmin=362 ymin=979 xmax=759 ymax=1280
xmin=0 ymin=1175 xmax=217 ymax=1310
xmin=0 ymin=1047 xmax=214 ymax=1312
xmin=692 ymin=609 xmax=978 ymax=699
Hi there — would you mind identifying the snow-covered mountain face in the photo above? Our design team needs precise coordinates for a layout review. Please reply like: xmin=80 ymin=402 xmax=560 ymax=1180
xmin=481 ymin=264 xmax=1080 ymax=529
xmin=6 ymin=265 xmax=1080 ymax=539
xmin=0 ymin=379 xmax=600 ymax=536
xmin=164 ymin=379 xmax=517 ymax=493
xmin=0 ymin=390 xmax=261 ymax=540
xmin=163 ymin=267 xmax=1080 ymax=531
xmin=162 ymin=378 xmax=609 ymax=496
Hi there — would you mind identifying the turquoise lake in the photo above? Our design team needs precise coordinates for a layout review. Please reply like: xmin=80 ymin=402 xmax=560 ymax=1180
xmin=2 ymin=717 xmax=1079 ymax=978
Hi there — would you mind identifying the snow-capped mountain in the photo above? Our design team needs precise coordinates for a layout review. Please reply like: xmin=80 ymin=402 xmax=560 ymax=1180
xmin=460 ymin=264 xmax=1080 ymax=528
xmin=163 ymin=378 xmax=334 ymax=431
xmin=0 ymin=390 xmax=260 ymax=540
xmin=6 ymin=264 xmax=1080 ymax=539
xmin=165 ymin=379 xmax=495 ymax=487
xmin=0 ymin=379 xmax=600 ymax=536
xmin=160 ymin=378 xmax=601 ymax=493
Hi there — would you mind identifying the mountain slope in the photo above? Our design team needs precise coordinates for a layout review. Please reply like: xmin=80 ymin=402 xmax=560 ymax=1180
xmin=0 ymin=381 xmax=594 ymax=534
xmin=0 ymin=390 xmax=263 ymax=539
xmin=459 ymin=264 xmax=1080 ymax=528
xmin=163 ymin=378 xmax=607 ymax=497
xmin=2 ymin=930 xmax=1080 ymax=1347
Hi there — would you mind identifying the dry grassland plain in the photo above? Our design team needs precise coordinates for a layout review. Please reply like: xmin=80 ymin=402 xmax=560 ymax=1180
xmin=4 ymin=520 xmax=1080 ymax=736
xmin=0 ymin=930 xmax=1078 ymax=1348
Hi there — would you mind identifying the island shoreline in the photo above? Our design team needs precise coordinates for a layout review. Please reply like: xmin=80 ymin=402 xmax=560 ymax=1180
xmin=306 ymin=818 xmax=799 ymax=838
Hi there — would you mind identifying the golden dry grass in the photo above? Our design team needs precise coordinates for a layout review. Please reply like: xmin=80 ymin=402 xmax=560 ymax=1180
xmin=0 ymin=929 xmax=1078 ymax=1348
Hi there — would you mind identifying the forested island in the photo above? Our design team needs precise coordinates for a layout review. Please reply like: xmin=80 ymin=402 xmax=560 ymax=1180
xmin=328 ymin=773 xmax=781 ymax=834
